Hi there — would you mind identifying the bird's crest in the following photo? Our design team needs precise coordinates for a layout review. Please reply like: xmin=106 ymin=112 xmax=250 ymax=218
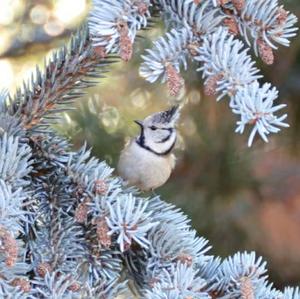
xmin=146 ymin=105 xmax=180 ymax=126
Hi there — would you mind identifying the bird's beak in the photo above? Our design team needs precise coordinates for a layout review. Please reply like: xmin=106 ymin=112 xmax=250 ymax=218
xmin=134 ymin=120 xmax=143 ymax=127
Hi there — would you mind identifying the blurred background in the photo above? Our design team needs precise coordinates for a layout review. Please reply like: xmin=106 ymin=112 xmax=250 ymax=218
xmin=0 ymin=0 xmax=299 ymax=289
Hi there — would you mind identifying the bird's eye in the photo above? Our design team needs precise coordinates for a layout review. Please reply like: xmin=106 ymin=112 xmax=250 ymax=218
xmin=150 ymin=126 xmax=157 ymax=131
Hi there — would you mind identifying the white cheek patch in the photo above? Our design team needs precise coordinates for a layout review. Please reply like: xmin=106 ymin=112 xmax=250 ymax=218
xmin=152 ymin=132 xmax=176 ymax=153
xmin=155 ymin=129 xmax=173 ymax=143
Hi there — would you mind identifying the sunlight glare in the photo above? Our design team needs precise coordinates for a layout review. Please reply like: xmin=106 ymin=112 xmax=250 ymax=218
xmin=0 ymin=0 xmax=21 ymax=25
xmin=30 ymin=5 xmax=50 ymax=25
xmin=0 ymin=60 xmax=14 ymax=90
xmin=54 ymin=0 xmax=86 ymax=24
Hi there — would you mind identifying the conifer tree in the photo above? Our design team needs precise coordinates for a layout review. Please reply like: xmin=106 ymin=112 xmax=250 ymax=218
xmin=0 ymin=0 xmax=299 ymax=298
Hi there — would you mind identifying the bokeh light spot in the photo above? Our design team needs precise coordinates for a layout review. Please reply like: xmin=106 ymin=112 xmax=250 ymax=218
xmin=0 ymin=0 xmax=21 ymax=25
xmin=44 ymin=20 xmax=64 ymax=36
xmin=130 ymin=88 xmax=149 ymax=109
xmin=182 ymin=117 xmax=197 ymax=137
xmin=188 ymin=89 xmax=201 ymax=105
xmin=30 ymin=5 xmax=50 ymax=25
xmin=0 ymin=60 xmax=14 ymax=90
xmin=54 ymin=0 xmax=86 ymax=24
xmin=99 ymin=105 xmax=120 ymax=133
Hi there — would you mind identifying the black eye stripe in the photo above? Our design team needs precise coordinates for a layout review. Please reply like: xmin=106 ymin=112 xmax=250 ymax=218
xmin=148 ymin=127 xmax=173 ymax=131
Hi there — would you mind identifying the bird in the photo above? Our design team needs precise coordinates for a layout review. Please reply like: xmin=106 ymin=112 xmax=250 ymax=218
xmin=117 ymin=105 xmax=180 ymax=191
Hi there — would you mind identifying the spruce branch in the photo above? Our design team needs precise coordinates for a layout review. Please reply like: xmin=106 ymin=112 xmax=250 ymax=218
xmin=283 ymin=287 xmax=300 ymax=299
xmin=141 ymin=0 xmax=296 ymax=146
xmin=0 ymin=279 xmax=29 ymax=299
xmin=159 ymin=0 xmax=223 ymax=32
xmin=140 ymin=0 xmax=224 ymax=95
xmin=106 ymin=194 xmax=158 ymax=252
xmin=139 ymin=28 xmax=191 ymax=85
xmin=144 ymin=263 xmax=210 ymax=299
xmin=230 ymin=81 xmax=289 ymax=147
xmin=147 ymin=223 xmax=210 ymax=266
xmin=196 ymin=28 xmax=289 ymax=146
xmin=30 ymin=271 xmax=80 ymax=299
xmin=0 ymin=0 xmax=298 ymax=297
xmin=216 ymin=0 xmax=298 ymax=63
xmin=89 ymin=0 xmax=152 ymax=61
xmin=0 ymin=181 xmax=29 ymax=237
xmin=8 ymin=27 xmax=113 ymax=131
xmin=212 ymin=251 xmax=268 ymax=297
xmin=196 ymin=27 xmax=262 ymax=100
xmin=25 ymin=138 xmax=127 ymax=297
xmin=0 ymin=134 xmax=32 ymax=293
xmin=0 ymin=134 xmax=32 ymax=188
